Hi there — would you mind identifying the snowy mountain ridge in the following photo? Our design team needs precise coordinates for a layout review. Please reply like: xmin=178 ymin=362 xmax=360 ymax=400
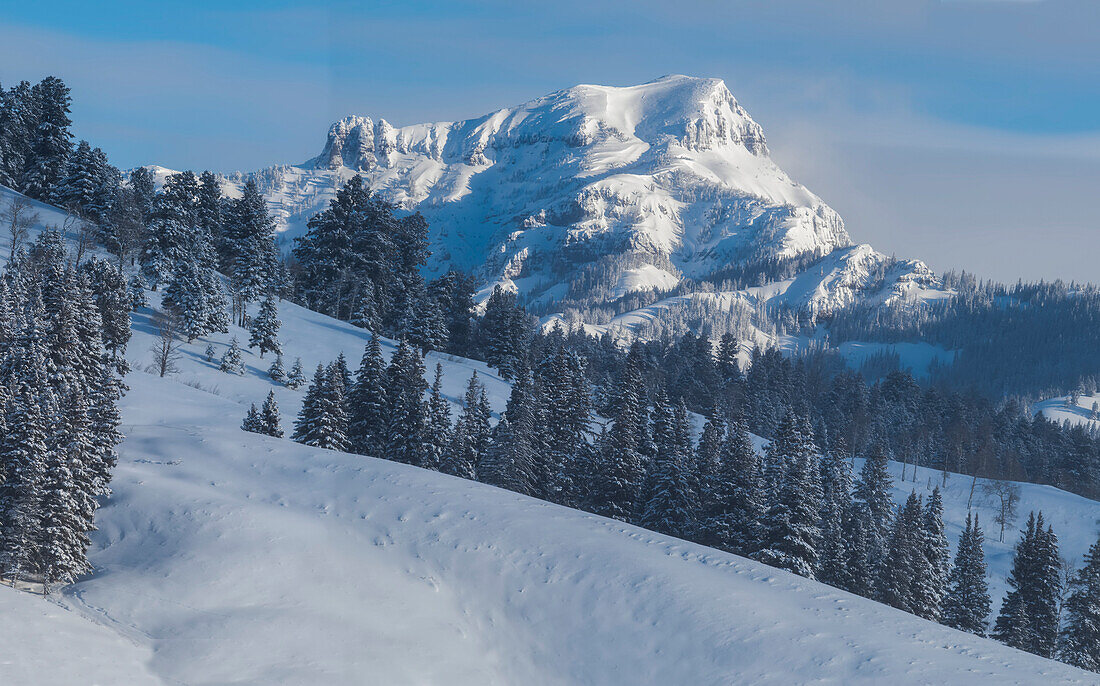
xmin=192 ymin=75 xmax=944 ymax=330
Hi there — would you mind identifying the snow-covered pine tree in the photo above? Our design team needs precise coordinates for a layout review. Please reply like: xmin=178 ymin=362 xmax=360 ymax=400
xmin=219 ymin=336 xmax=245 ymax=375
xmin=163 ymin=255 xmax=210 ymax=342
xmin=291 ymin=364 xmax=349 ymax=451
xmin=347 ymin=333 xmax=388 ymax=457
xmin=349 ymin=290 xmax=380 ymax=332
xmin=753 ymin=441 xmax=823 ymax=579
xmin=423 ymin=363 xmax=451 ymax=472
xmin=141 ymin=171 xmax=199 ymax=289
xmin=440 ymin=373 xmax=489 ymax=480
xmin=248 ymin=293 xmax=281 ymax=358
xmin=20 ymin=76 xmax=72 ymax=200
xmin=0 ymin=315 xmax=51 ymax=582
xmin=128 ymin=274 xmax=147 ymax=310
xmin=535 ymin=345 xmax=590 ymax=506
xmin=716 ymin=332 xmax=740 ymax=386
xmin=993 ymin=512 xmax=1063 ymax=657
xmin=267 ymin=353 xmax=286 ymax=383
xmin=912 ymin=487 xmax=949 ymax=621
xmin=332 ymin=351 xmax=352 ymax=398
xmin=694 ymin=405 xmax=725 ymax=532
xmin=79 ymin=259 xmax=132 ymax=371
xmin=840 ymin=501 xmax=876 ymax=598
xmin=707 ymin=413 xmax=764 ymax=556
xmin=204 ymin=343 xmax=217 ymax=362
xmin=50 ymin=139 xmax=97 ymax=216
xmin=258 ymin=391 xmax=283 ymax=438
xmin=385 ymin=339 xmax=427 ymax=466
xmin=241 ymin=403 xmax=262 ymax=433
xmin=286 ymin=357 xmax=306 ymax=389
xmin=875 ymin=491 xmax=923 ymax=613
xmin=224 ymin=178 xmax=277 ymax=321
xmin=639 ymin=393 xmax=697 ymax=539
xmin=817 ymin=440 xmax=854 ymax=587
xmin=39 ymin=387 xmax=97 ymax=590
xmin=854 ymin=450 xmax=894 ymax=563
xmin=589 ymin=354 xmax=646 ymax=521
xmin=941 ymin=512 xmax=991 ymax=636
xmin=479 ymin=415 xmax=537 ymax=496
xmin=1059 ymin=535 xmax=1100 ymax=671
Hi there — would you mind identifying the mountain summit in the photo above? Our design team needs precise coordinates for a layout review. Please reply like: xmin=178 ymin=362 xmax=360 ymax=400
xmin=223 ymin=76 xmax=939 ymax=336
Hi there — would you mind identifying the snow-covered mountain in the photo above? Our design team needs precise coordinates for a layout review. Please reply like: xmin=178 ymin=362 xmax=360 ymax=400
xmin=209 ymin=75 xmax=943 ymax=329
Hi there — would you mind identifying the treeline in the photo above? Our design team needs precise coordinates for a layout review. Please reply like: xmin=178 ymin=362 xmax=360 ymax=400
xmin=823 ymin=275 xmax=1100 ymax=400
xmin=0 ymin=232 xmax=129 ymax=591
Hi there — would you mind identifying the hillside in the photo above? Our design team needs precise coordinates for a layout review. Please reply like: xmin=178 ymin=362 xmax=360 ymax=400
xmin=0 ymin=247 xmax=1085 ymax=683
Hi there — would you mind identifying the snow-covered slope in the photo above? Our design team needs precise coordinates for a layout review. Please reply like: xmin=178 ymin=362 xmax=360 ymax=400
xmin=1034 ymin=392 xmax=1100 ymax=432
xmin=186 ymin=76 xmax=943 ymax=331
xmin=0 ymin=284 xmax=1088 ymax=684
xmin=0 ymin=584 xmax=161 ymax=685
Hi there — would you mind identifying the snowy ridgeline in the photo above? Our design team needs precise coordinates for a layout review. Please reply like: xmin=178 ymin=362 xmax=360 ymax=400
xmin=2 ymin=287 xmax=1093 ymax=685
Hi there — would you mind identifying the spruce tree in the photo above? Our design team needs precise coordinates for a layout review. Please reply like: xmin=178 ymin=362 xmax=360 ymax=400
xmin=267 ymin=353 xmax=286 ymax=383
xmin=993 ymin=512 xmax=1063 ymax=657
xmin=248 ymin=293 xmax=281 ymax=358
xmin=817 ymin=442 xmax=854 ymax=587
xmin=385 ymin=339 xmax=427 ymax=466
xmin=590 ymin=355 xmax=646 ymax=521
xmin=20 ymin=77 xmax=72 ymax=200
xmin=639 ymin=393 xmax=697 ymax=539
xmin=1060 ymin=535 xmax=1100 ymax=671
xmin=219 ymin=337 xmax=245 ymax=375
xmin=854 ymin=451 xmax=894 ymax=563
xmin=875 ymin=492 xmax=923 ymax=613
xmin=942 ymin=513 xmax=991 ymax=636
xmin=441 ymin=373 xmax=489 ymax=480
xmin=286 ymin=357 xmax=306 ymax=389
xmin=707 ymin=413 xmax=764 ymax=556
xmin=242 ymin=403 xmax=262 ymax=433
xmin=347 ymin=333 xmax=388 ymax=456
xmin=912 ymin=487 xmax=949 ymax=621
xmin=754 ymin=447 xmax=822 ymax=579
xmin=258 ymin=391 xmax=283 ymax=438
xmin=292 ymin=364 xmax=348 ymax=451
xmin=423 ymin=364 xmax=451 ymax=472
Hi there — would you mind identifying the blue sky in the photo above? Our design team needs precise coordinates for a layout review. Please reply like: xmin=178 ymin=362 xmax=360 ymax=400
xmin=2 ymin=0 xmax=1099 ymax=283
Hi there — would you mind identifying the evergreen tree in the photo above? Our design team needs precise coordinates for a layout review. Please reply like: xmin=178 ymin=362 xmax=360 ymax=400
xmin=754 ymin=444 xmax=823 ymax=579
xmin=1060 ymin=535 xmax=1100 ymax=671
xmin=817 ymin=442 xmax=854 ymax=587
xmin=39 ymin=388 xmax=96 ymax=589
xmin=840 ymin=501 xmax=876 ymax=598
xmin=480 ymin=416 xmax=536 ymax=496
xmin=258 ymin=391 xmax=283 ymax=438
xmin=20 ymin=77 xmax=72 ymax=200
xmin=639 ymin=393 xmax=697 ymax=539
xmin=292 ymin=364 xmax=349 ymax=451
xmin=707 ymin=413 xmax=764 ymax=556
xmin=224 ymin=178 xmax=277 ymax=319
xmin=875 ymin=492 xmax=924 ymax=613
xmin=50 ymin=139 xmax=98 ymax=216
xmin=286 ymin=357 xmax=306 ymax=389
xmin=128 ymin=274 xmax=147 ymax=310
xmin=267 ymin=353 xmax=286 ymax=383
xmin=423 ymin=364 xmax=451 ymax=471
xmin=913 ymin=487 xmax=949 ymax=621
xmin=347 ymin=333 xmax=388 ymax=457
xmin=385 ymin=339 xmax=427 ymax=466
xmin=248 ymin=293 xmax=281 ymax=358
xmin=589 ymin=355 xmax=646 ymax=521
xmin=854 ymin=451 xmax=894 ymax=562
xmin=219 ymin=336 xmax=245 ymax=375
xmin=993 ymin=512 xmax=1063 ymax=657
xmin=241 ymin=403 xmax=262 ymax=433
xmin=441 ymin=373 xmax=489 ymax=480
xmin=942 ymin=513 xmax=992 ymax=636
